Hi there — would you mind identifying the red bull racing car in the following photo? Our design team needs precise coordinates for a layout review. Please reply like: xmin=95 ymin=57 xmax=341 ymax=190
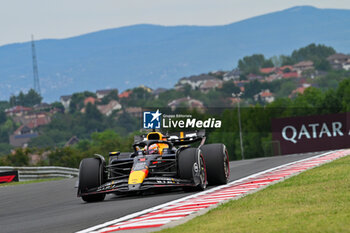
xmin=77 ymin=131 xmax=230 ymax=202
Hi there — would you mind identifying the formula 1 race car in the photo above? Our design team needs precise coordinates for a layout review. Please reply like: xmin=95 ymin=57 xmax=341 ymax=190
xmin=77 ymin=131 xmax=230 ymax=202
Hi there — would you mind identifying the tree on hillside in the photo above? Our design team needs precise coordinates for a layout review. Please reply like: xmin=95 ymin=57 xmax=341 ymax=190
xmin=238 ymin=54 xmax=266 ymax=74
xmin=0 ymin=111 xmax=6 ymax=124
xmin=290 ymin=43 xmax=335 ymax=71
xmin=314 ymin=59 xmax=332 ymax=71
xmin=98 ymin=90 xmax=119 ymax=105
xmin=262 ymin=59 xmax=274 ymax=68
xmin=238 ymin=54 xmax=275 ymax=74
xmin=85 ymin=103 xmax=103 ymax=121
xmin=0 ymin=101 xmax=10 ymax=111
xmin=69 ymin=91 xmax=96 ymax=113
xmin=25 ymin=89 xmax=43 ymax=106
xmin=221 ymin=82 xmax=241 ymax=96
xmin=243 ymin=80 xmax=266 ymax=98
xmin=9 ymin=89 xmax=42 ymax=107
xmin=51 ymin=101 xmax=65 ymax=112
xmin=291 ymin=43 xmax=336 ymax=63
xmin=5 ymin=149 xmax=30 ymax=166
xmin=120 ymin=87 xmax=152 ymax=107
xmin=335 ymin=79 xmax=350 ymax=112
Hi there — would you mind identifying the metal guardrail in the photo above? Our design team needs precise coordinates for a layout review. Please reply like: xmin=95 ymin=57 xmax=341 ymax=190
xmin=0 ymin=166 xmax=79 ymax=181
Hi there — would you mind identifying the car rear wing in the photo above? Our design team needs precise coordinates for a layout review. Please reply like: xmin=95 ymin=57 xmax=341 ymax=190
xmin=134 ymin=130 xmax=206 ymax=146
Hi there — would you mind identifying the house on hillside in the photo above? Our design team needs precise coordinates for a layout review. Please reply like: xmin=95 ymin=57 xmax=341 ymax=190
xmin=234 ymin=80 xmax=249 ymax=91
xmin=199 ymin=79 xmax=223 ymax=93
xmin=265 ymin=73 xmax=283 ymax=82
xmin=9 ymin=125 xmax=38 ymax=147
xmin=84 ymin=97 xmax=97 ymax=106
xmin=22 ymin=113 xmax=51 ymax=128
xmin=60 ymin=95 xmax=72 ymax=110
xmin=5 ymin=106 xmax=33 ymax=117
xmin=279 ymin=65 xmax=294 ymax=72
xmin=119 ymin=90 xmax=132 ymax=98
xmin=260 ymin=65 xmax=296 ymax=81
xmin=97 ymin=100 xmax=122 ymax=116
xmin=11 ymin=112 xmax=51 ymax=131
xmin=254 ymin=90 xmax=275 ymax=103
xmin=209 ymin=71 xmax=226 ymax=79
xmin=260 ymin=67 xmax=276 ymax=74
xmin=223 ymin=69 xmax=240 ymax=81
xmin=327 ymin=53 xmax=350 ymax=70
xmin=153 ymin=88 xmax=167 ymax=99
xmin=125 ymin=107 xmax=143 ymax=118
xmin=33 ymin=103 xmax=51 ymax=111
xmin=115 ymin=107 xmax=143 ymax=119
xmin=96 ymin=89 xmax=118 ymax=99
xmin=247 ymin=73 xmax=263 ymax=81
xmin=282 ymin=72 xmax=300 ymax=79
xmin=227 ymin=97 xmax=242 ymax=106
xmin=177 ymin=74 xmax=218 ymax=90
xmin=293 ymin=61 xmax=314 ymax=74
xmin=289 ymin=83 xmax=312 ymax=98
xmin=168 ymin=97 xmax=205 ymax=112
xmin=64 ymin=136 xmax=80 ymax=147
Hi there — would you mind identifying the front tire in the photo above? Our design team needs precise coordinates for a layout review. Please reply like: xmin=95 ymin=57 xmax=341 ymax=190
xmin=178 ymin=148 xmax=207 ymax=191
xmin=201 ymin=144 xmax=230 ymax=185
xmin=78 ymin=158 xmax=106 ymax=202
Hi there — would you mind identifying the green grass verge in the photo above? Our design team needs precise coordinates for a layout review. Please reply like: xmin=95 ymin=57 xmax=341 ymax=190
xmin=0 ymin=178 xmax=64 ymax=187
xmin=158 ymin=155 xmax=350 ymax=233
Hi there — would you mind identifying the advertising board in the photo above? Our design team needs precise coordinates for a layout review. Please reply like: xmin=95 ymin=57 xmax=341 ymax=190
xmin=272 ymin=112 xmax=350 ymax=155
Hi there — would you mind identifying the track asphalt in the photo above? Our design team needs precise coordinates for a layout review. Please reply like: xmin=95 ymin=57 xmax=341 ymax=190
xmin=0 ymin=151 xmax=322 ymax=233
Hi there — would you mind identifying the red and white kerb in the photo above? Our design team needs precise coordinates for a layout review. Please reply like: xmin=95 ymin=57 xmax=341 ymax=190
xmin=77 ymin=149 xmax=350 ymax=233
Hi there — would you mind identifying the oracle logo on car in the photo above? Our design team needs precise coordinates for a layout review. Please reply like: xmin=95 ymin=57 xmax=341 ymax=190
xmin=272 ymin=112 xmax=350 ymax=155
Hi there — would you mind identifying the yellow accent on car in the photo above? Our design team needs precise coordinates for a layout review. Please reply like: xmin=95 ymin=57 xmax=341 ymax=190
xmin=146 ymin=132 xmax=168 ymax=154
xmin=128 ymin=170 xmax=148 ymax=184
xmin=147 ymin=132 xmax=163 ymax=140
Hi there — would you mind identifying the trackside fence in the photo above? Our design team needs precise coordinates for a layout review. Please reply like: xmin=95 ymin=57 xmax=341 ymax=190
xmin=0 ymin=166 xmax=79 ymax=181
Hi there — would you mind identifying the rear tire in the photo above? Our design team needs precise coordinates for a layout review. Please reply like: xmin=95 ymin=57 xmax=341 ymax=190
xmin=178 ymin=148 xmax=207 ymax=191
xmin=78 ymin=158 xmax=106 ymax=202
xmin=201 ymin=144 xmax=230 ymax=185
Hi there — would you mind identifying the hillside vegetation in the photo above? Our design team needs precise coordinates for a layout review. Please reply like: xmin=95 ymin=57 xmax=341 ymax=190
xmin=1 ymin=43 xmax=350 ymax=167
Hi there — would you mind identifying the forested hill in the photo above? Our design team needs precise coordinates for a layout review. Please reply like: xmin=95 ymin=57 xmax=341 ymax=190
xmin=1 ymin=6 xmax=350 ymax=102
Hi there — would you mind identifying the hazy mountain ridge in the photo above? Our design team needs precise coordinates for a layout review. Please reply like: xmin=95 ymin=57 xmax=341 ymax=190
xmin=1 ymin=6 xmax=350 ymax=102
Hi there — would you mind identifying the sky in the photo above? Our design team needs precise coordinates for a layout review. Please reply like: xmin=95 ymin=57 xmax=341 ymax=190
xmin=1 ymin=0 xmax=350 ymax=46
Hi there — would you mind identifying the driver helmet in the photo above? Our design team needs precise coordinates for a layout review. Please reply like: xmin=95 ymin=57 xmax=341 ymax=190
xmin=148 ymin=144 xmax=159 ymax=154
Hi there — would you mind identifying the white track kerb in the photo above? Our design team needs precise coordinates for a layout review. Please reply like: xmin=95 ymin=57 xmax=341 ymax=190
xmin=76 ymin=149 xmax=350 ymax=233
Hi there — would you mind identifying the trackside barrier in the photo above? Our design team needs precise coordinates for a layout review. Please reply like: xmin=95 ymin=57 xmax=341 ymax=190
xmin=0 ymin=166 xmax=79 ymax=181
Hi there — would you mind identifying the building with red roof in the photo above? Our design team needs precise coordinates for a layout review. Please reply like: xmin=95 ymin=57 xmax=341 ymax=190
xmin=260 ymin=67 xmax=276 ymax=74
xmin=168 ymin=97 xmax=205 ymax=112
xmin=282 ymin=72 xmax=300 ymax=79
xmin=119 ymin=90 xmax=132 ymax=98
xmin=279 ymin=65 xmax=294 ymax=72
xmin=84 ymin=97 xmax=97 ymax=105
xmin=254 ymin=89 xmax=275 ymax=103
xmin=5 ymin=106 xmax=33 ymax=117
xmin=289 ymin=83 xmax=312 ymax=98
